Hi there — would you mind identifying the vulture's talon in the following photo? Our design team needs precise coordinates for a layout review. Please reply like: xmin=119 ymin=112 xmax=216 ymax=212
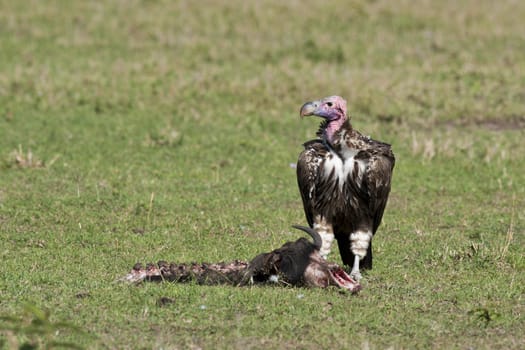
xmin=350 ymin=270 xmax=362 ymax=282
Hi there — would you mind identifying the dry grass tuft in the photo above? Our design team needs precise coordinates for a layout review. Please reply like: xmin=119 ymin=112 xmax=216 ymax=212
xmin=8 ymin=145 xmax=45 ymax=169
xmin=144 ymin=128 xmax=182 ymax=147
xmin=498 ymin=194 xmax=516 ymax=261
xmin=409 ymin=127 xmax=520 ymax=164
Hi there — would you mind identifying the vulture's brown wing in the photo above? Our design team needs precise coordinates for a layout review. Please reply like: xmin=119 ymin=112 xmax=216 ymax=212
xmin=296 ymin=140 xmax=326 ymax=228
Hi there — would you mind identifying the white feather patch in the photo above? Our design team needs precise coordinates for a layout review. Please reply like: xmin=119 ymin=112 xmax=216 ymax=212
xmin=323 ymin=148 xmax=367 ymax=190
xmin=350 ymin=230 xmax=372 ymax=258
xmin=268 ymin=275 xmax=279 ymax=283
xmin=313 ymin=220 xmax=335 ymax=259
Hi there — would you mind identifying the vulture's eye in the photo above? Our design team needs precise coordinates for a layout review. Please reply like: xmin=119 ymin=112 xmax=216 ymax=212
xmin=326 ymin=102 xmax=333 ymax=107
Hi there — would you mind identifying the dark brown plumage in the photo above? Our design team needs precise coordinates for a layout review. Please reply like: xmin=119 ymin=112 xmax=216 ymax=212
xmin=297 ymin=96 xmax=395 ymax=281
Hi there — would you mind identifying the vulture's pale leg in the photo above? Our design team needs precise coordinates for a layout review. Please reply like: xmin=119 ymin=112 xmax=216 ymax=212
xmin=350 ymin=255 xmax=362 ymax=281
xmin=349 ymin=230 xmax=372 ymax=281
xmin=313 ymin=216 xmax=334 ymax=259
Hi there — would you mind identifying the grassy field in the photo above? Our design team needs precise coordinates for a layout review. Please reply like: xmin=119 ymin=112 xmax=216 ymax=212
xmin=1 ymin=0 xmax=524 ymax=348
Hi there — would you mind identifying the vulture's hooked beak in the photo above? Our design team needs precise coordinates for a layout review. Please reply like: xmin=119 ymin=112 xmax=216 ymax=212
xmin=300 ymin=101 xmax=320 ymax=117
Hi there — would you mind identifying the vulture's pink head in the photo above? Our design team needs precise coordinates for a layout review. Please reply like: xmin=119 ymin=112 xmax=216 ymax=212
xmin=300 ymin=95 xmax=347 ymax=120
xmin=300 ymin=96 xmax=348 ymax=143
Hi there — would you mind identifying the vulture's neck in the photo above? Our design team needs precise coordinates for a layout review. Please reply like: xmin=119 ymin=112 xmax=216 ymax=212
xmin=318 ymin=118 xmax=351 ymax=149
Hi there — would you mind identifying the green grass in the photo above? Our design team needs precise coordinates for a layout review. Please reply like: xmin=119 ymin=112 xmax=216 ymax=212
xmin=1 ymin=0 xmax=524 ymax=348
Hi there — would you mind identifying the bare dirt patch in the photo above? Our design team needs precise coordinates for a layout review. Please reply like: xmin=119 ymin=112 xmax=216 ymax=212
xmin=442 ymin=115 xmax=525 ymax=131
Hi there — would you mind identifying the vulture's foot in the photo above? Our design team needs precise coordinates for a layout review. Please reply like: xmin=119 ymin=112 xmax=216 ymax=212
xmin=350 ymin=269 xmax=362 ymax=282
